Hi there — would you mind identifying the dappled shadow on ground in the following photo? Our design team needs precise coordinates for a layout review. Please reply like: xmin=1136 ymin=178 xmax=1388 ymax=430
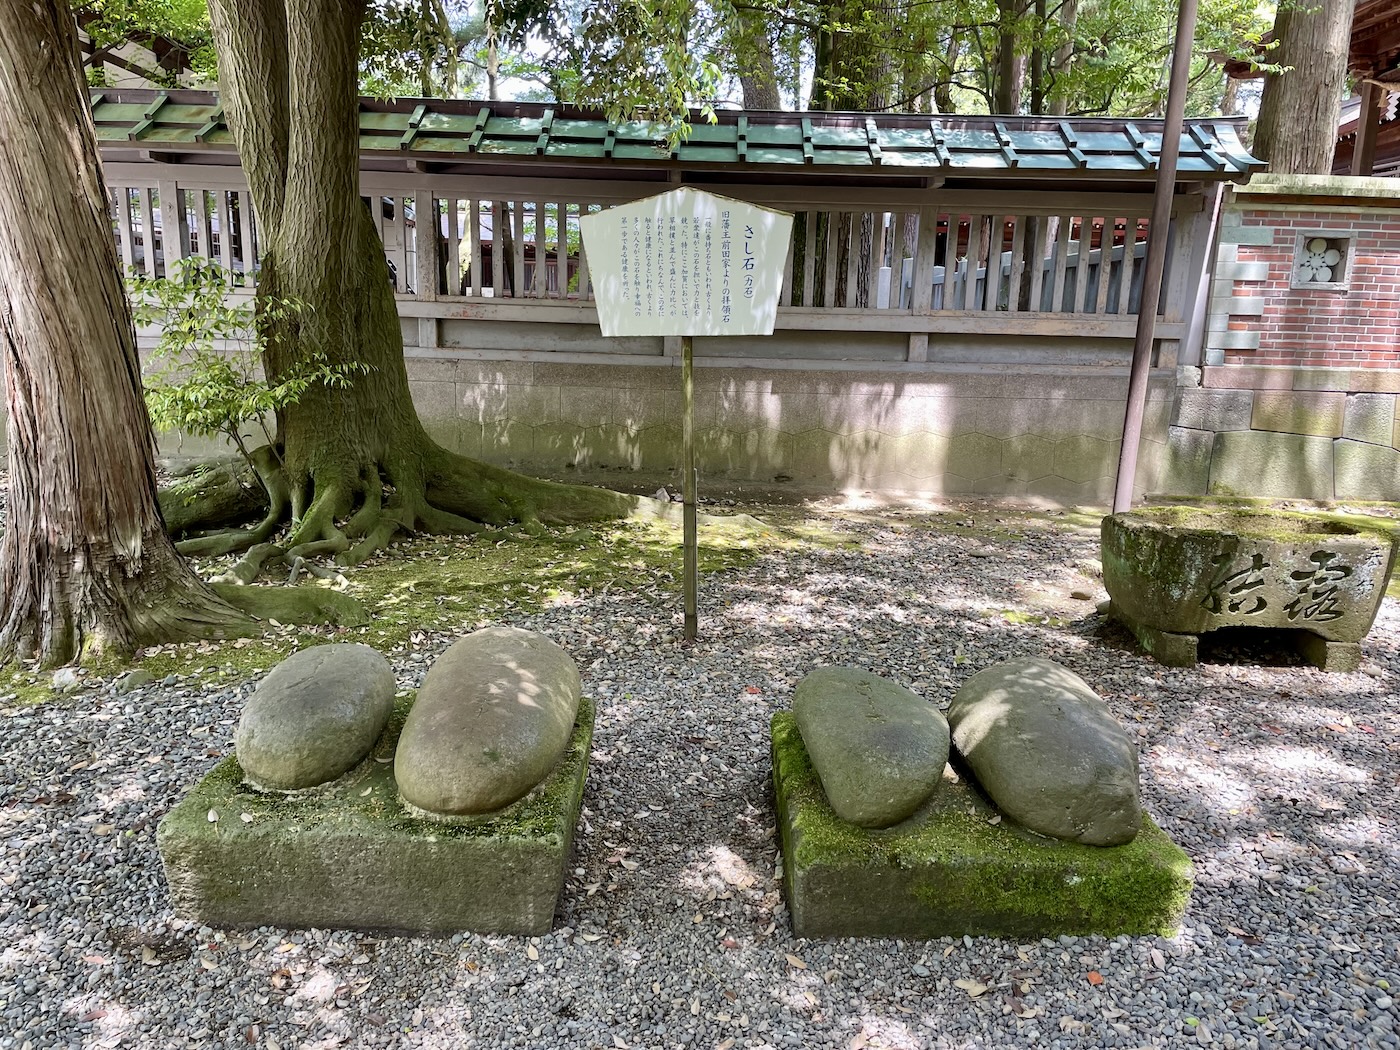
xmin=0 ymin=496 xmax=1397 ymax=1047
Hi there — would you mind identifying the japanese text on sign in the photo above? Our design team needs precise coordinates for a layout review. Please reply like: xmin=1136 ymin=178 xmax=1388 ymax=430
xmin=579 ymin=188 xmax=794 ymax=338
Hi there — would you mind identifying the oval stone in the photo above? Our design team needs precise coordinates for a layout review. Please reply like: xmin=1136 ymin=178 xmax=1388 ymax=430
xmin=395 ymin=626 xmax=581 ymax=816
xmin=236 ymin=643 xmax=395 ymax=792
xmin=794 ymin=667 xmax=950 ymax=829
xmin=948 ymin=657 xmax=1141 ymax=846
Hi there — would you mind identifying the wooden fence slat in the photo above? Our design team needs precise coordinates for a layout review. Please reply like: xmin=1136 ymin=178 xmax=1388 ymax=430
xmin=512 ymin=201 xmax=526 ymax=298
xmin=935 ymin=212 xmax=956 ymax=310
xmin=491 ymin=201 xmax=504 ymax=297
xmin=238 ymin=190 xmax=257 ymax=288
xmin=844 ymin=213 xmax=860 ymax=308
xmin=469 ymin=199 xmax=482 ymax=296
xmin=781 ymin=214 xmax=795 ymax=306
xmin=415 ymin=190 xmax=436 ymax=300
xmin=194 ymin=190 xmax=213 ymax=260
xmin=871 ymin=211 xmax=889 ymax=309
xmin=801 ymin=210 xmax=816 ymax=307
xmin=1050 ymin=215 xmax=1072 ymax=313
xmin=983 ymin=216 xmax=1003 ymax=311
xmin=115 ymin=188 xmax=136 ymax=273
xmin=910 ymin=206 xmax=939 ymax=314
xmin=1027 ymin=215 xmax=1048 ymax=312
xmin=1007 ymin=215 xmax=1027 ymax=314
xmin=576 ymin=203 xmax=591 ymax=300
xmin=1095 ymin=218 xmax=1114 ymax=314
xmin=962 ymin=214 xmax=982 ymax=311
xmin=138 ymin=188 xmax=158 ymax=277
xmin=216 ymin=191 xmax=234 ymax=279
xmin=533 ymin=200 xmax=547 ymax=296
xmin=822 ymin=212 xmax=839 ymax=308
xmin=444 ymin=198 xmax=461 ymax=296
xmin=1118 ymin=217 xmax=1139 ymax=315
xmin=555 ymin=202 xmax=568 ymax=297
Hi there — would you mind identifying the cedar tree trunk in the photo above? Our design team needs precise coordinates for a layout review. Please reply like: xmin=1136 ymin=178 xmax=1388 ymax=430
xmin=204 ymin=0 xmax=638 ymax=572
xmin=1253 ymin=2 xmax=1355 ymax=175
xmin=0 ymin=0 xmax=246 ymax=665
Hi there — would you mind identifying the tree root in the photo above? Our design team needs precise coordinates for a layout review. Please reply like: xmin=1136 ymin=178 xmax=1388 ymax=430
xmin=209 ymin=583 xmax=368 ymax=627
xmin=161 ymin=439 xmax=768 ymax=589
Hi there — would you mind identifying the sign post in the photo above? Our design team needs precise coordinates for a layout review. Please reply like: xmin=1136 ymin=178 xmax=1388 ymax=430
xmin=580 ymin=188 xmax=793 ymax=642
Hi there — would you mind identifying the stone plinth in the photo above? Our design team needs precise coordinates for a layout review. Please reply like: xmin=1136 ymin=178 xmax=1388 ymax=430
xmin=1102 ymin=507 xmax=1396 ymax=670
xmin=158 ymin=698 xmax=593 ymax=936
xmin=772 ymin=714 xmax=1193 ymax=939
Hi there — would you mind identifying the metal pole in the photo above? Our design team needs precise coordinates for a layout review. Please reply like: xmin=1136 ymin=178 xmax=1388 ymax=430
xmin=1112 ymin=0 xmax=1200 ymax=514
xmin=681 ymin=334 xmax=698 ymax=642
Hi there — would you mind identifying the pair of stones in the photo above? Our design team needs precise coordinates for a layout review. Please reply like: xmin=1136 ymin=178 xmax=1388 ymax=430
xmin=793 ymin=657 xmax=1140 ymax=846
xmin=235 ymin=626 xmax=578 ymax=816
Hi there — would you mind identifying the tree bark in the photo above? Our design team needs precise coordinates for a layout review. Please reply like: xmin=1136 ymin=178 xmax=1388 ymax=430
xmin=1253 ymin=1 xmax=1355 ymax=175
xmin=994 ymin=0 xmax=1027 ymax=113
xmin=1047 ymin=0 xmax=1077 ymax=115
xmin=732 ymin=6 xmax=781 ymax=109
xmin=0 ymin=0 xmax=247 ymax=665
xmin=203 ymin=0 xmax=641 ymax=576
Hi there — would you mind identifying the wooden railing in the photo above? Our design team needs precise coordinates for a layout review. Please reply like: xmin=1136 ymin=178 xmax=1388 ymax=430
xmin=107 ymin=163 xmax=1210 ymax=366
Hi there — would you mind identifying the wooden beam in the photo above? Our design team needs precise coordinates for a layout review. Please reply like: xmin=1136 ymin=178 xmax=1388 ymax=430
xmin=1353 ymin=81 xmax=1384 ymax=176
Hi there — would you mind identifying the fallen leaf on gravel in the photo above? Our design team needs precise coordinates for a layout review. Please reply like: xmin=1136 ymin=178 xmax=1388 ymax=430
xmin=199 ymin=956 xmax=218 ymax=971
xmin=580 ymin=933 xmax=604 ymax=942
xmin=82 ymin=955 xmax=108 ymax=965
xmin=717 ymin=1040 xmax=736 ymax=1050
xmin=1086 ymin=971 xmax=1104 ymax=986
xmin=745 ymin=686 xmax=761 ymax=694
xmin=80 ymin=1009 xmax=107 ymax=1022
xmin=92 ymin=824 xmax=114 ymax=836
xmin=954 ymin=979 xmax=989 ymax=997
xmin=206 ymin=809 xmax=219 ymax=823
xmin=240 ymin=813 xmax=254 ymax=824
xmin=527 ymin=945 xmax=539 ymax=961
xmin=785 ymin=954 xmax=807 ymax=969
xmin=613 ymin=1036 xmax=628 ymax=1049
xmin=722 ymin=937 xmax=739 ymax=949
xmin=1150 ymin=948 xmax=1166 ymax=969
xmin=619 ymin=859 xmax=640 ymax=871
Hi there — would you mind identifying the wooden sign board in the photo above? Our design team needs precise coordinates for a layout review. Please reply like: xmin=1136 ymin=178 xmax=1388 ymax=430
xmin=579 ymin=187 xmax=793 ymax=338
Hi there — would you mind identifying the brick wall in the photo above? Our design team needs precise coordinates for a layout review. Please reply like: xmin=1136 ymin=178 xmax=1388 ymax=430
xmin=1167 ymin=176 xmax=1400 ymax=502
xmin=1226 ymin=210 xmax=1400 ymax=367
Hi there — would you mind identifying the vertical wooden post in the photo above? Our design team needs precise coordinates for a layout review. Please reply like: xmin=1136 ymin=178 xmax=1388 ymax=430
xmin=682 ymin=333 xmax=698 ymax=643
xmin=1353 ymin=82 xmax=1382 ymax=176
xmin=157 ymin=179 xmax=190 ymax=274
xmin=1113 ymin=0 xmax=1199 ymax=514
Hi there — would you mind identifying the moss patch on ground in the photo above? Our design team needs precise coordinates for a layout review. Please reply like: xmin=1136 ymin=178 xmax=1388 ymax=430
xmin=1 ymin=510 xmax=825 ymax=702
xmin=772 ymin=713 xmax=1193 ymax=939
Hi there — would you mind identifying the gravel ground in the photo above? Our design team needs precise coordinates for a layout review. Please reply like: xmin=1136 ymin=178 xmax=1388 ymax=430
xmin=1 ymin=497 xmax=1398 ymax=1050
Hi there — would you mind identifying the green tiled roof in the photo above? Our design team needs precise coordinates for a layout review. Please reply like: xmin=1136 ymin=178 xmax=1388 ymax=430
xmin=91 ymin=89 xmax=1263 ymax=180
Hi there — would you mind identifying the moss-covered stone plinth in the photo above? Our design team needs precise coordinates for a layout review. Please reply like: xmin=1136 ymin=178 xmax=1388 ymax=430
xmin=1102 ymin=507 xmax=1395 ymax=670
xmin=157 ymin=698 xmax=593 ymax=936
xmin=772 ymin=714 xmax=1192 ymax=939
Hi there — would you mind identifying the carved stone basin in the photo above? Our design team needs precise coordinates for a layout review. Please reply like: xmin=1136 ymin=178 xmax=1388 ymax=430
xmin=1101 ymin=507 xmax=1397 ymax=670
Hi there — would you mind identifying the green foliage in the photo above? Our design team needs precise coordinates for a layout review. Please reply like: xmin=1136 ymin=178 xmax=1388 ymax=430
xmin=489 ymin=0 xmax=721 ymax=142
xmin=73 ymin=0 xmax=217 ymax=83
xmin=129 ymin=257 xmax=370 ymax=475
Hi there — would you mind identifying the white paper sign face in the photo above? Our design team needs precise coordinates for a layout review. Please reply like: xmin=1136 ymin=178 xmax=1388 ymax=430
xmin=579 ymin=187 xmax=793 ymax=338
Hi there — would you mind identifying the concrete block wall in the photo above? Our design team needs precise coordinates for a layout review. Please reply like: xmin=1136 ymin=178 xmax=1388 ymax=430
xmin=1165 ymin=366 xmax=1400 ymax=501
xmin=406 ymin=357 xmax=1175 ymax=504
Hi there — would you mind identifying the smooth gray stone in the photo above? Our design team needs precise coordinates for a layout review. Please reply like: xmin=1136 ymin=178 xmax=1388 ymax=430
xmin=949 ymin=657 xmax=1140 ymax=846
xmin=235 ymin=643 xmax=395 ymax=792
xmin=395 ymin=626 xmax=581 ymax=816
xmin=793 ymin=666 xmax=949 ymax=829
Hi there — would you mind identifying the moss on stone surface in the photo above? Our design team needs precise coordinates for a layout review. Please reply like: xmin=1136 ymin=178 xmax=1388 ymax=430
xmin=772 ymin=713 xmax=1193 ymax=939
xmin=1115 ymin=505 xmax=1392 ymax=544
xmin=156 ymin=698 xmax=595 ymax=934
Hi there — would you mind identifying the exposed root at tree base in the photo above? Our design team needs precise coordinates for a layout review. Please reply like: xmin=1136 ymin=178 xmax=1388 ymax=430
xmin=162 ymin=443 xmax=769 ymax=587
